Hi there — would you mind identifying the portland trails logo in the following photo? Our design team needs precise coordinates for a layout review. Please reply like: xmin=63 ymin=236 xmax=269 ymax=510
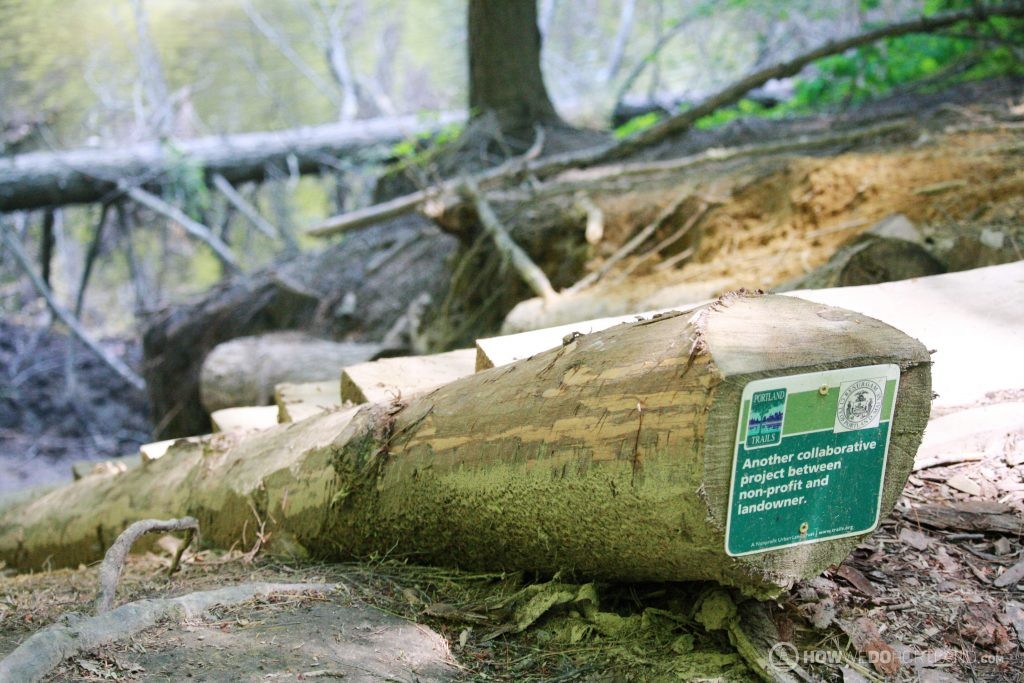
xmin=835 ymin=378 xmax=884 ymax=432
xmin=746 ymin=388 xmax=786 ymax=448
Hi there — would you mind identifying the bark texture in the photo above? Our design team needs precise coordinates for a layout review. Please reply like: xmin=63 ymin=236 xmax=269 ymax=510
xmin=0 ymin=294 xmax=931 ymax=596
xmin=468 ymin=0 xmax=562 ymax=134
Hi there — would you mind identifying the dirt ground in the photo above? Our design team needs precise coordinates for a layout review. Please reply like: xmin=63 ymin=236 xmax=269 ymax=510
xmin=0 ymin=315 xmax=149 ymax=493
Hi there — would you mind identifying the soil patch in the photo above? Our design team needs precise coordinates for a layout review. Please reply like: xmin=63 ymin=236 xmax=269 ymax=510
xmin=0 ymin=318 xmax=149 ymax=493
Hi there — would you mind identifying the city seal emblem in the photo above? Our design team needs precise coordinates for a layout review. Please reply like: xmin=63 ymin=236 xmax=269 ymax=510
xmin=834 ymin=377 xmax=885 ymax=432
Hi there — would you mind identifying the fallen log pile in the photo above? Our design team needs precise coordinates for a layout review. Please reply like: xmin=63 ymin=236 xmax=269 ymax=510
xmin=0 ymin=293 xmax=931 ymax=597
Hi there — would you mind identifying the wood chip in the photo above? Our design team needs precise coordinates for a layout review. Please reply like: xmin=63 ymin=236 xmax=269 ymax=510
xmin=904 ymin=502 xmax=1023 ymax=535
xmin=994 ymin=558 xmax=1024 ymax=588
xmin=836 ymin=564 xmax=877 ymax=597
xmin=947 ymin=474 xmax=982 ymax=496
xmin=1004 ymin=601 xmax=1024 ymax=641
xmin=899 ymin=527 xmax=934 ymax=551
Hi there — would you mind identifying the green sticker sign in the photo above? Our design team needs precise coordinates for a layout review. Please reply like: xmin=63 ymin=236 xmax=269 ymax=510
xmin=725 ymin=364 xmax=900 ymax=557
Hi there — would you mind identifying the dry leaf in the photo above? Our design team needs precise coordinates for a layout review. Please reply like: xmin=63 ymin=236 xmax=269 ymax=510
xmin=836 ymin=564 xmax=877 ymax=596
xmin=899 ymin=527 xmax=933 ymax=551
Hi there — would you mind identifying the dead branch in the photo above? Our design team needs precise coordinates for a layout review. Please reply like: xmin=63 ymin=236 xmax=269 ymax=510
xmin=96 ymin=516 xmax=199 ymax=613
xmin=567 ymin=191 xmax=691 ymax=293
xmin=121 ymin=183 xmax=240 ymax=272
xmin=612 ymin=201 xmax=713 ymax=283
xmin=308 ymin=125 xmax=545 ymax=237
xmin=73 ymin=203 xmax=111 ymax=317
xmin=212 ymin=173 xmax=279 ymax=240
xmin=575 ymin=193 xmax=604 ymax=244
xmin=458 ymin=176 xmax=556 ymax=302
xmin=0 ymin=223 xmax=146 ymax=391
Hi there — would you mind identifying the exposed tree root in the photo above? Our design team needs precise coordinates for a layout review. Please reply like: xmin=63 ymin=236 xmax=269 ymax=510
xmin=96 ymin=517 xmax=200 ymax=614
xmin=0 ymin=582 xmax=334 ymax=683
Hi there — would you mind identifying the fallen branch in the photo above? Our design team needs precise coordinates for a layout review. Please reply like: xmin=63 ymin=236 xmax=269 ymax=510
xmin=308 ymin=125 xmax=545 ymax=237
xmin=212 ymin=173 xmax=279 ymax=240
xmin=121 ymin=183 xmax=240 ymax=272
xmin=611 ymin=201 xmax=713 ymax=283
xmin=0 ymin=583 xmax=332 ymax=683
xmin=96 ymin=516 xmax=200 ymax=613
xmin=0 ymin=223 xmax=146 ymax=391
xmin=458 ymin=175 xmax=556 ymax=302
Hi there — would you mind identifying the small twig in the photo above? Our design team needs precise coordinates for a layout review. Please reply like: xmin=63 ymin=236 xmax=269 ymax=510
xmin=574 ymin=193 xmax=604 ymax=244
xmin=95 ymin=517 xmax=200 ymax=613
xmin=568 ymin=191 xmax=691 ymax=293
xmin=73 ymin=202 xmax=111 ymax=317
xmin=652 ymin=246 xmax=695 ymax=273
xmin=612 ymin=200 xmax=713 ymax=282
xmin=121 ymin=183 xmax=240 ymax=271
xmin=459 ymin=175 xmax=557 ymax=302
xmin=211 ymin=173 xmax=279 ymax=240
xmin=0 ymin=223 xmax=146 ymax=391
xmin=309 ymin=125 xmax=546 ymax=238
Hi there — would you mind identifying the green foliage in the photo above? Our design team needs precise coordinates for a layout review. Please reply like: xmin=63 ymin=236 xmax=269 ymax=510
xmin=613 ymin=111 xmax=663 ymax=139
xmin=162 ymin=143 xmax=209 ymax=221
xmin=694 ymin=98 xmax=772 ymax=130
xmin=693 ymin=15 xmax=1024 ymax=130
xmin=387 ymin=120 xmax=464 ymax=169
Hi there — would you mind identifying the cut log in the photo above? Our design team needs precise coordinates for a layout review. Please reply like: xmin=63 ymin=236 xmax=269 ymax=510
xmin=275 ymin=381 xmax=342 ymax=423
xmin=0 ymin=294 xmax=930 ymax=597
xmin=482 ymin=262 xmax=1024 ymax=411
xmin=199 ymin=333 xmax=384 ymax=413
xmin=501 ymin=277 xmax=729 ymax=335
xmin=142 ymin=218 xmax=456 ymax=439
xmin=210 ymin=406 xmax=280 ymax=433
xmin=788 ymin=261 xmax=1024 ymax=410
xmin=777 ymin=214 xmax=945 ymax=291
xmin=340 ymin=349 xmax=476 ymax=404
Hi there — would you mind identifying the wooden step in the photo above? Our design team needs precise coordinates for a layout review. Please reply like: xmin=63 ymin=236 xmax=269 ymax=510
xmin=210 ymin=405 xmax=280 ymax=433
xmin=275 ymin=380 xmax=342 ymax=423
xmin=341 ymin=349 xmax=476 ymax=404
xmin=479 ymin=262 xmax=1024 ymax=410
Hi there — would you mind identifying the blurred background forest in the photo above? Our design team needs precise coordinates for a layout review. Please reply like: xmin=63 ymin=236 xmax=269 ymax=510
xmin=0 ymin=0 xmax=1022 ymax=491
xmin=2 ymin=0 xmax=1020 ymax=327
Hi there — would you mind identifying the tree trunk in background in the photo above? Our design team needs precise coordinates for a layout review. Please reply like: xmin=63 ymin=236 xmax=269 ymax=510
xmin=468 ymin=0 xmax=563 ymax=136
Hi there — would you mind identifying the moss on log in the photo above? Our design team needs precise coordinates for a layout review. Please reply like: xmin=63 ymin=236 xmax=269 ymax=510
xmin=0 ymin=293 xmax=930 ymax=596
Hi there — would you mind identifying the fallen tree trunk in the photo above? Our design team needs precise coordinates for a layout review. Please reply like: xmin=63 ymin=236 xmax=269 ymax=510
xmin=0 ymin=293 xmax=930 ymax=596
xmin=199 ymin=332 xmax=384 ymax=412
xmin=0 ymin=113 xmax=462 ymax=212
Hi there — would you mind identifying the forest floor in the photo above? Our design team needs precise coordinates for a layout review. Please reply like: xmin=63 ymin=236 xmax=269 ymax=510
xmin=1 ymin=79 xmax=1022 ymax=681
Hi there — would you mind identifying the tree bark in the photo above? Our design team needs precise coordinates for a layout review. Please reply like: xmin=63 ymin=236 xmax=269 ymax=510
xmin=0 ymin=113 xmax=462 ymax=213
xmin=0 ymin=294 xmax=931 ymax=597
xmin=468 ymin=0 xmax=562 ymax=135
